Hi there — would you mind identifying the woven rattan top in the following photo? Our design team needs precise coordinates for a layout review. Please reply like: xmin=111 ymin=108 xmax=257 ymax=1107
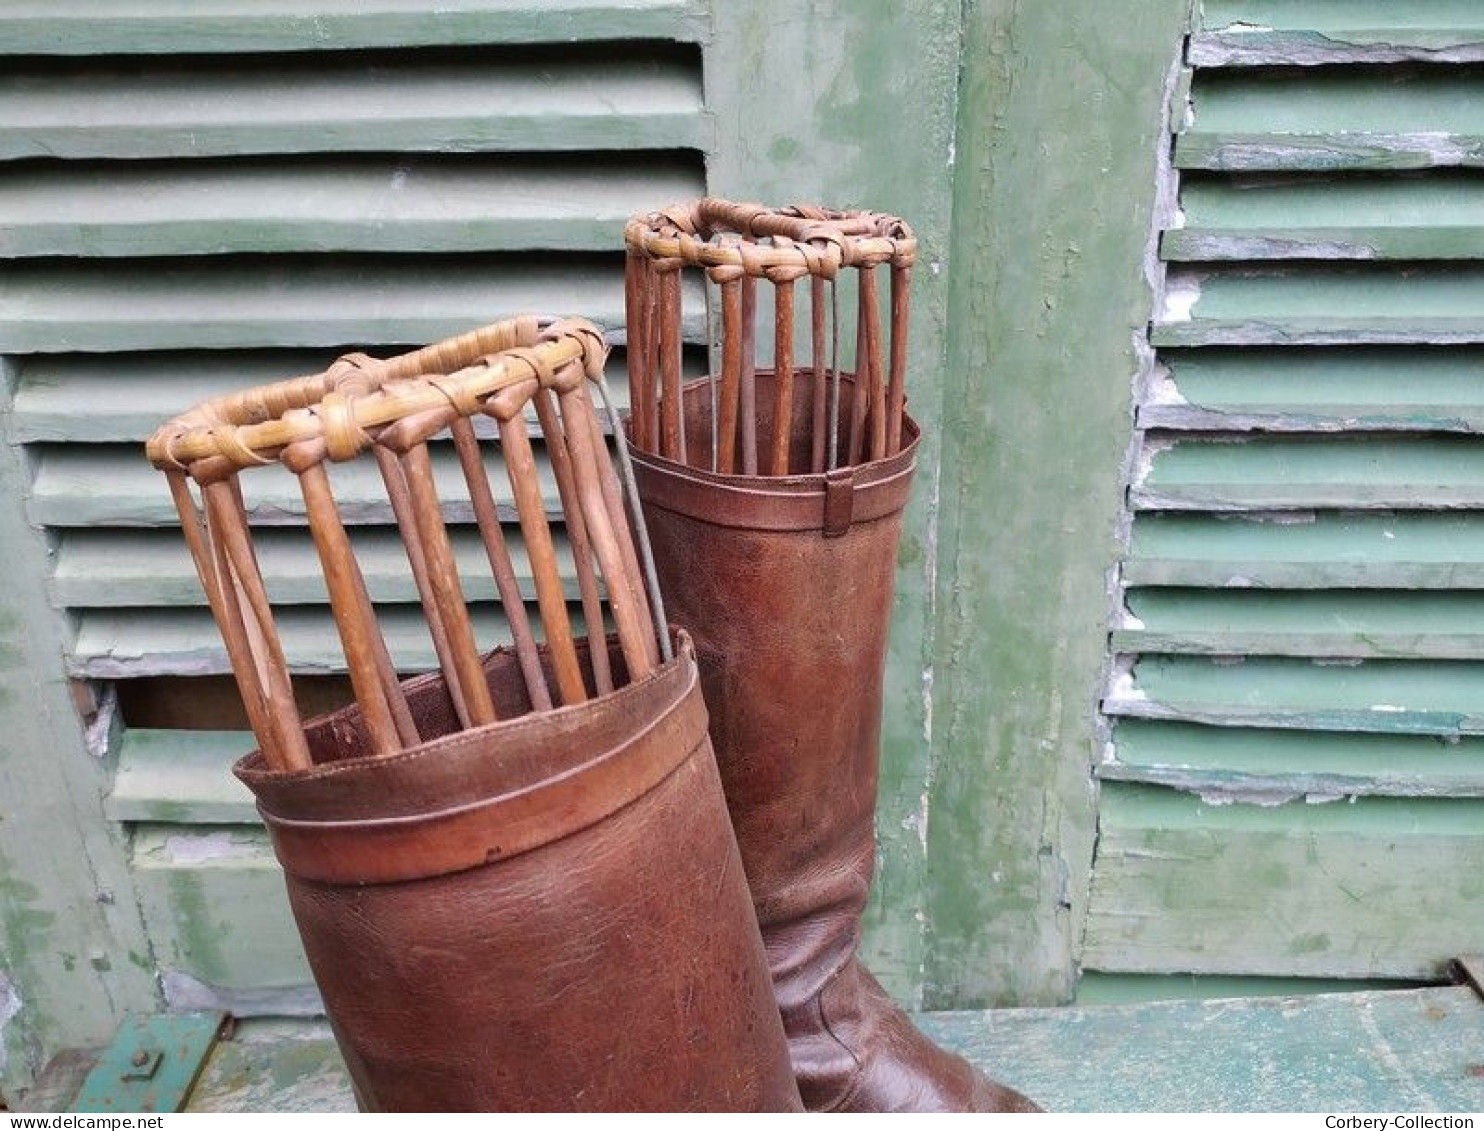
xmin=146 ymin=317 xmax=608 ymax=476
xmin=624 ymin=196 xmax=916 ymax=282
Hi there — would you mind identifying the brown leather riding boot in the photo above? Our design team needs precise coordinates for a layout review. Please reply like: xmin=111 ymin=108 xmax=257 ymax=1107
xmin=237 ymin=633 xmax=803 ymax=1113
xmin=629 ymin=373 xmax=1040 ymax=1113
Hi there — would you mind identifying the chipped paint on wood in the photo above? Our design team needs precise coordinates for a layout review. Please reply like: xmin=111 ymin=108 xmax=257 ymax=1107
xmin=0 ymin=359 xmax=157 ymax=1089
xmin=925 ymin=0 xmax=1187 ymax=1007
xmin=1084 ymin=783 xmax=1484 ymax=980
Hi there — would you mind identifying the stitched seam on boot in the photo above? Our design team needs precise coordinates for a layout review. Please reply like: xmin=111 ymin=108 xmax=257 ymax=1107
xmin=814 ymin=964 xmax=866 ymax=1113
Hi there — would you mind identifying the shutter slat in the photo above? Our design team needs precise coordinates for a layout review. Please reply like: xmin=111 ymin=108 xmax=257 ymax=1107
xmin=0 ymin=48 xmax=707 ymax=161
xmin=0 ymin=254 xmax=700 ymax=353
xmin=1135 ymin=435 xmax=1484 ymax=511
xmin=1107 ymin=656 xmax=1484 ymax=737
xmin=1166 ymin=173 xmax=1484 ymax=260
xmin=131 ymin=826 xmax=313 ymax=1009
xmin=69 ymin=602 xmax=581 ymax=678
xmin=107 ymin=730 xmax=257 ymax=824
xmin=1102 ymin=720 xmax=1484 ymax=799
xmin=1127 ymin=513 xmax=1484 ymax=589
xmin=51 ymin=527 xmax=574 ymax=608
xmin=1143 ymin=346 xmax=1484 ymax=433
xmin=0 ymin=1 xmax=707 ymax=56
xmin=1118 ymin=589 xmax=1484 ymax=660
xmin=0 ymin=156 xmax=704 ymax=258
xmin=1193 ymin=1 xmax=1484 ymax=67
xmin=1085 ymin=782 xmax=1484 ymax=980
xmin=31 ymin=444 xmax=561 ymax=527
xmin=1177 ymin=69 xmax=1484 ymax=172
xmin=10 ymin=346 xmax=648 ymax=444
xmin=1155 ymin=267 xmax=1484 ymax=348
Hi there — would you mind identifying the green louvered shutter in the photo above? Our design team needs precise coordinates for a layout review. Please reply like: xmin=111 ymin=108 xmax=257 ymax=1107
xmin=1089 ymin=1 xmax=1484 ymax=983
xmin=0 ymin=2 xmax=707 ymax=1013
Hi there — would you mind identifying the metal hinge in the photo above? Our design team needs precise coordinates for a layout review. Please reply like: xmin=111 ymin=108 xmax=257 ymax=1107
xmin=1451 ymin=955 xmax=1484 ymax=1002
xmin=71 ymin=1011 xmax=228 ymax=1113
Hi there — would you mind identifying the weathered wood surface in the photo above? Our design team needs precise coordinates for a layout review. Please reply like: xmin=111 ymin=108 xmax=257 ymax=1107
xmin=107 ymin=731 xmax=263 ymax=825
xmin=0 ymin=1 xmax=708 ymax=55
xmin=1118 ymin=588 xmax=1484 ymax=660
xmin=921 ymin=0 xmax=1187 ymax=1009
xmin=0 ymin=157 xmax=702 ymax=258
xmin=1134 ymin=435 xmax=1484 ymax=512
xmin=1106 ymin=654 xmax=1484 ymax=738
xmin=0 ymin=360 xmax=159 ymax=1086
xmin=921 ymin=986 xmax=1484 ymax=1112
xmin=70 ymin=604 xmax=543 ymax=678
xmin=51 ymin=527 xmax=569 ymax=609
xmin=33 ymin=987 xmax=1482 ymax=1113
xmin=29 ymin=444 xmax=558 ymax=528
xmin=1084 ymin=783 xmax=1484 ymax=980
xmin=0 ymin=49 xmax=706 ymax=161
xmin=1106 ymin=719 xmax=1484 ymax=800
xmin=0 ymin=256 xmax=674 ymax=353
xmin=1126 ymin=512 xmax=1484 ymax=590
xmin=129 ymin=827 xmax=316 ymax=1016
xmin=1192 ymin=1 xmax=1484 ymax=67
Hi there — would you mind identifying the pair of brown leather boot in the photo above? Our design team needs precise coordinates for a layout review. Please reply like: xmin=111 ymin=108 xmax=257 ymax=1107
xmin=628 ymin=372 xmax=1039 ymax=1113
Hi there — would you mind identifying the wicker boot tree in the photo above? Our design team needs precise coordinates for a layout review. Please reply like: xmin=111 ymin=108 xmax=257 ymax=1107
xmin=624 ymin=201 xmax=1040 ymax=1114
xmin=146 ymin=317 xmax=801 ymax=1113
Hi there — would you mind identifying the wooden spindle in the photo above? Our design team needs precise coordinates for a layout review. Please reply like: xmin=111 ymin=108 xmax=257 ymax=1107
xmin=887 ymin=262 xmax=910 ymax=455
xmin=297 ymin=461 xmax=403 ymax=756
xmin=717 ymin=277 xmax=743 ymax=474
xmin=533 ymin=388 xmax=612 ymax=697
xmin=860 ymin=265 xmax=886 ymax=461
xmin=398 ymin=443 xmax=497 ymax=727
xmin=560 ymin=387 xmax=655 ymax=679
xmin=624 ymin=250 xmax=653 ymax=453
xmin=809 ymin=275 xmax=828 ymax=473
xmin=167 ymin=473 xmax=283 ymax=770
xmin=202 ymin=480 xmax=311 ymax=771
xmin=739 ymin=274 xmax=758 ymax=475
xmin=770 ymin=278 xmax=796 ymax=476
xmin=373 ymin=445 xmax=472 ymax=728
xmin=498 ymin=412 xmax=588 ymax=705
xmin=659 ymin=268 xmax=684 ymax=462
xmin=449 ymin=417 xmax=552 ymax=711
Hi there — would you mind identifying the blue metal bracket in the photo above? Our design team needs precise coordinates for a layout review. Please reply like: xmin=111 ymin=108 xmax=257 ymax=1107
xmin=71 ymin=1011 xmax=228 ymax=1113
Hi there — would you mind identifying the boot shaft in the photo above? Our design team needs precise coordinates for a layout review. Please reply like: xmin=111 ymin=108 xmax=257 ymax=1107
xmin=237 ymin=634 xmax=802 ymax=1112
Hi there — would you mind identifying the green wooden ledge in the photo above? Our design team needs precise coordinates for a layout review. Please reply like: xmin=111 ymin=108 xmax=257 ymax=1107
xmin=21 ymin=986 xmax=1484 ymax=1113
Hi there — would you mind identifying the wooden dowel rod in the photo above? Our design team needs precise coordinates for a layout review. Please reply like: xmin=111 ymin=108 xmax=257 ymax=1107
xmin=887 ymin=263 xmax=910 ymax=455
xmin=847 ymin=274 xmax=869 ymax=467
xmin=585 ymin=387 xmax=658 ymax=667
xmin=399 ymin=443 xmax=497 ymax=727
xmin=533 ymin=389 xmax=611 ymax=697
xmin=624 ymin=251 xmax=653 ymax=453
xmin=861 ymin=265 xmax=886 ymax=462
xmin=498 ymin=413 xmax=588 ymax=705
xmin=658 ymin=269 xmax=684 ymax=462
xmin=809 ymin=276 xmax=828 ymax=473
xmin=449 ymin=417 xmax=552 ymax=711
xmin=203 ymin=481 xmax=311 ymax=772
xmin=561 ymin=389 xmax=655 ymax=679
xmin=717 ymin=278 xmax=742 ymax=474
xmin=739 ymin=274 xmax=758 ymax=475
xmin=770 ymin=278 xmax=796 ymax=476
xmin=373 ymin=445 xmax=472 ymax=728
xmin=167 ymin=474 xmax=282 ymax=769
xmin=297 ymin=463 xmax=402 ymax=756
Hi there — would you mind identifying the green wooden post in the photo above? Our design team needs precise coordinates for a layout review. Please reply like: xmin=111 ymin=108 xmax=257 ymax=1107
xmin=0 ymin=360 xmax=158 ymax=1096
xmin=925 ymin=0 xmax=1191 ymax=1006
xmin=706 ymin=0 xmax=964 ymax=1005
